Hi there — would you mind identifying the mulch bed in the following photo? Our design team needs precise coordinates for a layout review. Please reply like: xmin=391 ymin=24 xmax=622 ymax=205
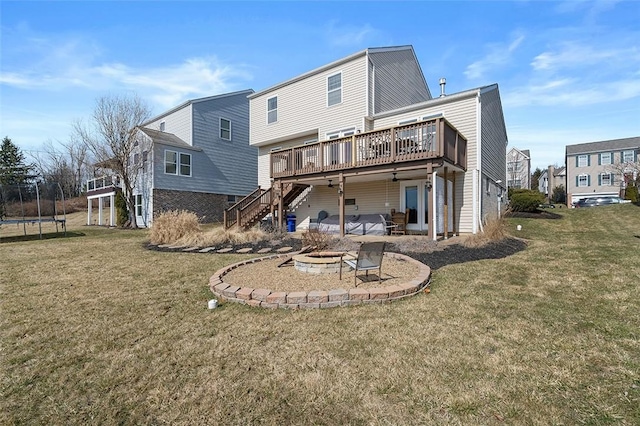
xmin=147 ymin=237 xmax=528 ymax=271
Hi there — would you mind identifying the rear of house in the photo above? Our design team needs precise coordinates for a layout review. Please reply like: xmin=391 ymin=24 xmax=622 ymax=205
xmin=132 ymin=90 xmax=256 ymax=227
xmin=234 ymin=46 xmax=507 ymax=238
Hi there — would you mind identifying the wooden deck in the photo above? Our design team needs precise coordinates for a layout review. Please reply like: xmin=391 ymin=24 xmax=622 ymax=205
xmin=270 ymin=117 xmax=466 ymax=179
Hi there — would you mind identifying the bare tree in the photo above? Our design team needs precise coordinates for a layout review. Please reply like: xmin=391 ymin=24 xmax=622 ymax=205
xmin=73 ymin=94 xmax=152 ymax=228
xmin=30 ymin=139 xmax=91 ymax=199
xmin=606 ymin=156 xmax=640 ymax=195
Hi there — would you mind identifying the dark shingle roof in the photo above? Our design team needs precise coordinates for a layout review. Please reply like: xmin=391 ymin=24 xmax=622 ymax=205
xmin=566 ymin=136 xmax=640 ymax=155
xmin=138 ymin=127 xmax=202 ymax=152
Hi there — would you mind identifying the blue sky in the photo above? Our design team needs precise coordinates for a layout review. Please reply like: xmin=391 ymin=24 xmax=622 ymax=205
xmin=1 ymin=0 xmax=639 ymax=171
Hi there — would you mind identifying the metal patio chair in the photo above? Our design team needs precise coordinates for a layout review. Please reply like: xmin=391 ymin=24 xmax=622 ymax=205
xmin=341 ymin=241 xmax=386 ymax=286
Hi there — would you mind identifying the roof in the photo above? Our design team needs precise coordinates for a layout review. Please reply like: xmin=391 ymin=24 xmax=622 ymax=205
xmin=372 ymin=83 xmax=499 ymax=120
xmin=566 ymin=136 xmax=640 ymax=155
xmin=142 ymin=89 xmax=254 ymax=126
xmin=138 ymin=127 xmax=202 ymax=152
xmin=248 ymin=45 xmax=417 ymax=99
xmin=508 ymin=147 xmax=531 ymax=160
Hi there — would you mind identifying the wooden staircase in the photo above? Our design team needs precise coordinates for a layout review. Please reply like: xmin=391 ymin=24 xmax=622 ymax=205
xmin=223 ymin=183 xmax=308 ymax=230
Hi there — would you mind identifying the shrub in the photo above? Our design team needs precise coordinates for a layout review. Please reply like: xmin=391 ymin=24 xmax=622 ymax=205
xmin=115 ymin=191 xmax=129 ymax=227
xmin=509 ymin=189 xmax=544 ymax=212
xmin=149 ymin=210 xmax=201 ymax=245
xmin=624 ymin=185 xmax=638 ymax=203
xmin=301 ymin=229 xmax=333 ymax=251
xmin=464 ymin=214 xmax=507 ymax=248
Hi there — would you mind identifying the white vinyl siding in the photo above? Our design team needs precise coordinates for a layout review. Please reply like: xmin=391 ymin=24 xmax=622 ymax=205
xmin=267 ymin=96 xmax=278 ymax=124
xmin=220 ymin=118 xmax=231 ymax=140
xmin=249 ymin=55 xmax=368 ymax=149
xmin=146 ymin=105 xmax=193 ymax=145
xmin=327 ymin=72 xmax=342 ymax=106
xmin=373 ymin=94 xmax=477 ymax=234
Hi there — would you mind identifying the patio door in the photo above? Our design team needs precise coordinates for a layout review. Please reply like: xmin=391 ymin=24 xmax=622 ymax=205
xmin=400 ymin=180 xmax=429 ymax=232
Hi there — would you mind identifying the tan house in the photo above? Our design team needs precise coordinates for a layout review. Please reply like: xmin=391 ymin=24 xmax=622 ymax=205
xmin=225 ymin=46 xmax=508 ymax=238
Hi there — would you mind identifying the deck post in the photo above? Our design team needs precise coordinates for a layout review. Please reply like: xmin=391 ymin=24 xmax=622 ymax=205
xmin=98 ymin=197 xmax=103 ymax=226
xmin=278 ymin=181 xmax=284 ymax=230
xmin=452 ymin=172 xmax=457 ymax=236
xmin=339 ymin=173 xmax=345 ymax=237
xmin=110 ymin=193 xmax=116 ymax=227
xmin=443 ymin=167 xmax=449 ymax=240
xmin=427 ymin=165 xmax=435 ymax=240
xmin=87 ymin=198 xmax=92 ymax=225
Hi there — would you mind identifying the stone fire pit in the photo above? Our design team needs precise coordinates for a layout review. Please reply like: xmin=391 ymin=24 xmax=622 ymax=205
xmin=293 ymin=251 xmax=353 ymax=274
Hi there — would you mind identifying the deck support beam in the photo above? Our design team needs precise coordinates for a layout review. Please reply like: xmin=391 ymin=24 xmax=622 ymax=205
xmin=338 ymin=173 xmax=345 ymax=237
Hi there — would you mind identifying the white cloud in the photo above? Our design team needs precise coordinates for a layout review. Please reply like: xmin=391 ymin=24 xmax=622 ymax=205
xmin=464 ymin=33 xmax=525 ymax=81
xmin=531 ymin=43 xmax=639 ymax=71
xmin=326 ymin=21 xmax=377 ymax=47
xmin=0 ymin=34 xmax=253 ymax=109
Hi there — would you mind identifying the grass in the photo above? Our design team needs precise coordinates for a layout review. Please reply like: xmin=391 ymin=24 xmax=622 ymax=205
xmin=1 ymin=206 xmax=639 ymax=424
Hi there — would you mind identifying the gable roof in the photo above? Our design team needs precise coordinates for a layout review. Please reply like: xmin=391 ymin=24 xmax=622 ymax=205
xmin=138 ymin=127 xmax=202 ymax=152
xmin=248 ymin=45 xmax=420 ymax=100
xmin=142 ymin=89 xmax=254 ymax=126
xmin=566 ymin=136 xmax=640 ymax=155
xmin=508 ymin=147 xmax=531 ymax=160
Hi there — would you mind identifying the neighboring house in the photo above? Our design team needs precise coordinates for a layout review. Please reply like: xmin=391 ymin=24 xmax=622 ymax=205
xmin=228 ymin=45 xmax=507 ymax=238
xmin=538 ymin=165 xmax=566 ymax=197
xmin=507 ymin=147 xmax=531 ymax=189
xmin=86 ymin=90 xmax=257 ymax=227
xmin=565 ymin=136 xmax=639 ymax=205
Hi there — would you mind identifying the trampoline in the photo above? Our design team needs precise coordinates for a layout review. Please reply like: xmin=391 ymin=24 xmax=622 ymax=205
xmin=0 ymin=182 xmax=67 ymax=239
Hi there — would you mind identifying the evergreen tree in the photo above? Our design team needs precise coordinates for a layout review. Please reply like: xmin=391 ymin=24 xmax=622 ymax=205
xmin=0 ymin=136 xmax=35 ymax=185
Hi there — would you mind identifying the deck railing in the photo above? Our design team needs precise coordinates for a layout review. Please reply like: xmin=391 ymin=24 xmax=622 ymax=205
xmin=224 ymin=187 xmax=270 ymax=229
xmin=86 ymin=176 xmax=121 ymax=193
xmin=270 ymin=118 xmax=467 ymax=179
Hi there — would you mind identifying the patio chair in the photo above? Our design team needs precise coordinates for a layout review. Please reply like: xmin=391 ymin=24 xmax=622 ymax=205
xmin=389 ymin=208 xmax=409 ymax=235
xmin=309 ymin=210 xmax=329 ymax=230
xmin=340 ymin=241 xmax=386 ymax=286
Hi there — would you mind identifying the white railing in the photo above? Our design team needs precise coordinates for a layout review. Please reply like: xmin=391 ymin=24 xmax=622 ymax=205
xmin=86 ymin=176 xmax=121 ymax=192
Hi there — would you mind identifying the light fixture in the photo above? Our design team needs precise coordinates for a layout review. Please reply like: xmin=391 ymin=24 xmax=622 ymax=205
xmin=328 ymin=179 xmax=334 ymax=188
xmin=392 ymin=173 xmax=398 ymax=182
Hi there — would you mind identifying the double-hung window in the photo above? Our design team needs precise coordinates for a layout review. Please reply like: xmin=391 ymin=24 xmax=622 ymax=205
xmin=165 ymin=150 xmax=191 ymax=177
xmin=327 ymin=72 xmax=342 ymax=106
xmin=267 ymin=96 xmax=277 ymax=124
xmin=600 ymin=173 xmax=612 ymax=186
xmin=577 ymin=174 xmax=589 ymax=187
xmin=577 ymin=154 xmax=589 ymax=167
xmin=599 ymin=152 xmax=611 ymax=165
xmin=220 ymin=118 xmax=231 ymax=140
xmin=135 ymin=194 xmax=142 ymax=217
xmin=623 ymin=150 xmax=635 ymax=163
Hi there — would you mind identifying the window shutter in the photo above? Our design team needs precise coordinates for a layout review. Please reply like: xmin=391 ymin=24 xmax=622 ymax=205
xmin=598 ymin=174 xmax=601 ymax=185
xmin=575 ymin=176 xmax=579 ymax=187
xmin=587 ymin=156 xmax=591 ymax=166
xmin=587 ymin=175 xmax=591 ymax=186
xmin=611 ymin=174 xmax=615 ymax=185
xmin=598 ymin=154 xmax=601 ymax=165
xmin=575 ymin=156 xmax=578 ymax=167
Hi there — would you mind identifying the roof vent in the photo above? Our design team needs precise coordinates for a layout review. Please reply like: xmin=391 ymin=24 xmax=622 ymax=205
xmin=439 ymin=78 xmax=447 ymax=97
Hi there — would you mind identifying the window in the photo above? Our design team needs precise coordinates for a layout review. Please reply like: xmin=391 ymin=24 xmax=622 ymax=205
xmin=135 ymin=194 xmax=142 ymax=217
xmin=578 ymin=174 xmax=589 ymax=187
xmin=179 ymin=153 xmax=191 ymax=176
xmin=165 ymin=150 xmax=191 ymax=176
xmin=508 ymin=179 xmax=522 ymax=189
xmin=160 ymin=121 xmax=165 ymax=132
xmin=600 ymin=173 xmax=612 ymax=186
xmin=165 ymin=151 xmax=177 ymax=174
xmin=227 ymin=195 xmax=237 ymax=203
xmin=267 ymin=96 xmax=277 ymax=124
xmin=623 ymin=150 xmax=635 ymax=163
xmin=133 ymin=153 xmax=140 ymax=165
xmin=220 ymin=118 xmax=231 ymax=140
xmin=577 ymin=155 xmax=589 ymax=167
xmin=600 ymin=152 xmax=611 ymax=165
xmin=327 ymin=72 xmax=342 ymax=106
xmin=142 ymin=150 xmax=148 ymax=163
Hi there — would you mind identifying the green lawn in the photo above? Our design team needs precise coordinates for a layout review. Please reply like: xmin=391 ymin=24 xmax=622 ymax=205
xmin=1 ymin=205 xmax=639 ymax=425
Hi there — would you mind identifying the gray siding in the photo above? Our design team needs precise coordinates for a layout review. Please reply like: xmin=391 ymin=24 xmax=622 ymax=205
xmin=192 ymin=92 xmax=257 ymax=196
xmin=152 ymin=91 xmax=257 ymax=197
xmin=480 ymin=86 xmax=508 ymax=187
xmin=369 ymin=49 xmax=431 ymax=114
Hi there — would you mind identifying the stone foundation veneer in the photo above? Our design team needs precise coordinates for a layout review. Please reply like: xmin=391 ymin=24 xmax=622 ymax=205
xmin=209 ymin=252 xmax=431 ymax=309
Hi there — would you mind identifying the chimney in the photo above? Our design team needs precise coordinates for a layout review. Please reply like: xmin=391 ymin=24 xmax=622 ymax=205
xmin=439 ymin=78 xmax=447 ymax=97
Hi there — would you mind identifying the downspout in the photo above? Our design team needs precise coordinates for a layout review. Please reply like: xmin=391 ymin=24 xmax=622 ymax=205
xmin=476 ymin=91 xmax=483 ymax=234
